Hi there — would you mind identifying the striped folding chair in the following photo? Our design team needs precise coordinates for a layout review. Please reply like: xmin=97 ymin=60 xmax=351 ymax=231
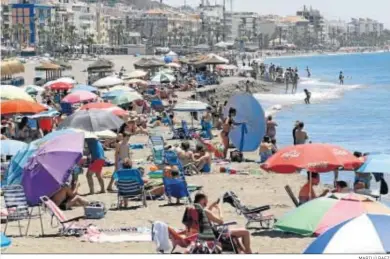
xmin=114 ymin=169 xmax=147 ymax=209
xmin=3 ymin=185 xmax=44 ymax=237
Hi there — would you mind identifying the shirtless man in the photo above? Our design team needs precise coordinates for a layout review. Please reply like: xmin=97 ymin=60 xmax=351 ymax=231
xmin=294 ymin=122 xmax=309 ymax=145
xmin=51 ymin=183 xmax=89 ymax=210
xmin=221 ymin=107 xmax=237 ymax=158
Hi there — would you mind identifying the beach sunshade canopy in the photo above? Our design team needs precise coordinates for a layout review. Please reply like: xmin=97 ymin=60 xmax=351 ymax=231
xmin=194 ymin=56 xmax=227 ymax=65
xmin=1 ymin=85 xmax=34 ymax=101
xmin=92 ymin=76 xmax=124 ymax=88
xmin=1 ymin=59 xmax=25 ymax=76
xmin=110 ymin=85 xmax=135 ymax=92
xmin=71 ymin=84 xmax=97 ymax=93
xmin=55 ymin=77 xmax=76 ymax=84
xmin=87 ymin=59 xmax=114 ymax=72
xmin=58 ymin=110 xmax=124 ymax=132
xmin=102 ymin=90 xmax=126 ymax=100
xmin=62 ymin=90 xmax=97 ymax=104
xmin=224 ymin=93 xmax=266 ymax=152
xmin=134 ymin=58 xmax=165 ymax=69
xmin=127 ymin=70 xmax=148 ymax=79
xmin=357 ymin=154 xmax=390 ymax=174
xmin=21 ymin=132 xmax=84 ymax=205
xmin=1 ymin=100 xmax=47 ymax=115
xmin=80 ymin=102 xmax=127 ymax=116
xmin=126 ymin=79 xmax=147 ymax=85
xmin=275 ymin=193 xmax=390 ymax=236
xmin=304 ymin=214 xmax=390 ymax=253
xmin=262 ymin=143 xmax=363 ymax=173
xmin=173 ymin=100 xmax=209 ymax=112
xmin=35 ymin=62 xmax=61 ymax=71
xmin=151 ymin=73 xmax=175 ymax=83
xmin=111 ymin=91 xmax=143 ymax=105
xmin=1 ymin=140 xmax=28 ymax=156
xmin=48 ymin=81 xmax=73 ymax=91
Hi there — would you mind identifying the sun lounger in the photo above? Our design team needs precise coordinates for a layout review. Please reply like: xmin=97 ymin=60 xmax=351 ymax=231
xmin=223 ymin=191 xmax=275 ymax=229
xmin=284 ymin=185 xmax=300 ymax=207
xmin=3 ymin=185 xmax=44 ymax=236
xmin=114 ymin=169 xmax=148 ymax=208
xmin=40 ymin=196 xmax=86 ymax=236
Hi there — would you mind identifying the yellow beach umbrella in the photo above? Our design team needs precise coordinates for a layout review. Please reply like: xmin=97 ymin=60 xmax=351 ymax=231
xmin=1 ymin=85 xmax=34 ymax=102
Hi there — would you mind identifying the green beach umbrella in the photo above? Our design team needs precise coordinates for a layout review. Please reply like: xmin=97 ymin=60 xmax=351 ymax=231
xmin=274 ymin=193 xmax=390 ymax=236
xmin=111 ymin=91 xmax=143 ymax=105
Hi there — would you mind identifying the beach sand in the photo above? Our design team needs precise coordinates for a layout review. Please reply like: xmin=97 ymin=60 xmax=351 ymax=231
xmin=2 ymin=55 xmax=319 ymax=253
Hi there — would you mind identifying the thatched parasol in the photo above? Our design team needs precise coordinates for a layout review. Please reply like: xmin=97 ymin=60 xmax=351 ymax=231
xmin=134 ymin=58 xmax=164 ymax=69
xmin=193 ymin=56 xmax=227 ymax=65
xmin=1 ymin=59 xmax=25 ymax=76
xmin=87 ymin=59 xmax=114 ymax=72
xmin=35 ymin=62 xmax=62 ymax=71
xmin=53 ymin=59 xmax=72 ymax=70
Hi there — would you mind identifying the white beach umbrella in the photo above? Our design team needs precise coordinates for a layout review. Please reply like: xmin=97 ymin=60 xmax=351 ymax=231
xmin=126 ymin=79 xmax=148 ymax=85
xmin=151 ymin=73 xmax=175 ymax=83
xmin=166 ymin=63 xmax=181 ymax=68
xmin=127 ymin=70 xmax=148 ymax=79
xmin=110 ymin=85 xmax=136 ymax=92
xmin=55 ymin=77 xmax=76 ymax=84
xmin=173 ymin=100 xmax=209 ymax=112
xmin=0 ymin=85 xmax=35 ymax=102
xmin=92 ymin=76 xmax=124 ymax=88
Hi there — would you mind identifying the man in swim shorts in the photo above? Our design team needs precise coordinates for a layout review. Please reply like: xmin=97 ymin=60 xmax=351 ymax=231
xmin=86 ymin=138 xmax=106 ymax=194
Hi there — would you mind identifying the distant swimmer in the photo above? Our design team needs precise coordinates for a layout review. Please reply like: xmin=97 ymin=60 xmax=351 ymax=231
xmin=304 ymin=89 xmax=311 ymax=104
xmin=292 ymin=71 xmax=299 ymax=94
xmin=306 ymin=66 xmax=311 ymax=78
xmin=339 ymin=71 xmax=344 ymax=85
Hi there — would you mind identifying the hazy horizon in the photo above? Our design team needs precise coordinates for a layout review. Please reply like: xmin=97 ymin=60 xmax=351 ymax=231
xmin=164 ymin=0 xmax=390 ymax=28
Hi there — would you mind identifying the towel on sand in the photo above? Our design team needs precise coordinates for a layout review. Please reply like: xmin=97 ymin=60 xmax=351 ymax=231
xmin=152 ymin=221 xmax=172 ymax=253
xmin=81 ymin=226 xmax=151 ymax=243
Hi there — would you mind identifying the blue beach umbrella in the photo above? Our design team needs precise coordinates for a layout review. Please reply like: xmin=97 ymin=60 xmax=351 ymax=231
xmin=71 ymin=84 xmax=98 ymax=93
xmin=357 ymin=154 xmax=390 ymax=174
xmin=223 ymin=93 xmax=266 ymax=152
xmin=304 ymin=214 xmax=390 ymax=254
xmin=0 ymin=140 xmax=28 ymax=156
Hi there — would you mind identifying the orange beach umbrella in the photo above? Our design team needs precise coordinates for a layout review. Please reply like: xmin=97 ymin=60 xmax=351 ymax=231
xmin=1 ymin=99 xmax=47 ymax=115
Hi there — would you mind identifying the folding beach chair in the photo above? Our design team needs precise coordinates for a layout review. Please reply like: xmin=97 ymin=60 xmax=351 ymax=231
xmin=114 ymin=169 xmax=147 ymax=209
xmin=40 ymin=196 xmax=87 ymax=236
xmin=163 ymin=177 xmax=192 ymax=204
xmin=3 ymin=185 xmax=44 ymax=236
xmin=284 ymin=185 xmax=300 ymax=207
xmin=164 ymin=150 xmax=199 ymax=176
xmin=169 ymin=122 xmax=185 ymax=140
xmin=222 ymin=191 xmax=275 ymax=229
xmin=149 ymin=135 xmax=165 ymax=165
xmin=181 ymin=120 xmax=197 ymax=140
xmin=151 ymin=99 xmax=164 ymax=113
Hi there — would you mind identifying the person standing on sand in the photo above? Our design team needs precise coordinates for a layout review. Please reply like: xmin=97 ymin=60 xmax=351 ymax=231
xmin=339 ymin=71 xmax=344 ymax=85
xmin=86 ymin=138 xmax=106 ymax=194
xmin=295 ymin=122 xmax=309 ymax=145
xmin=221 ymin=107 xmax=237 ymax=158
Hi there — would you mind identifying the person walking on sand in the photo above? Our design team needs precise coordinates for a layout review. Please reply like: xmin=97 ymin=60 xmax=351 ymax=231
xmin=86 ymin=138 xmax=106 ymax=194
xmin=294 ymin=122 xmax=309 ymax=145
xmin=339 ymin=71 xmax=344 ymax=85
xmin=304 ymin=89 xmax=311 ymax=104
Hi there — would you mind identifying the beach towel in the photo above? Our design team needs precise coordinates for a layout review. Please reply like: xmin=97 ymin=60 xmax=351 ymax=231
xmin=81 ymin=226 xmax=152 ymax=243
xmin=152 ymin=221 xmax=172 ymax=253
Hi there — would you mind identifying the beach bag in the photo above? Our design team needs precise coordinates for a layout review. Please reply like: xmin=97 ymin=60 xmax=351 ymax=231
xmin=230 ymin=150 xmax=243 ymax=163
xmin=380 ymin=178 xmax=388 ymax=195
xmin=84 ymin=201 xmax=107 ymax=219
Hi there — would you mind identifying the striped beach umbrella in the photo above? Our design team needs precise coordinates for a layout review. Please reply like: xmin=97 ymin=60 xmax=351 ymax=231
xmin=275 ymin=193 xmax=390 ymax=236
xmin=304 ymin=214 xmax=390 ymax=253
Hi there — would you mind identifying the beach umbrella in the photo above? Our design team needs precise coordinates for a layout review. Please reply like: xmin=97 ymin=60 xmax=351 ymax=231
xmin=173 ymin=100 xmax=209 ymax=112
xmin=48 ymin=81 xmax=73 ymax=91
xmin=62 ymin=90 xmax=97 ymax=104
xmin=79 ymin=102 xmax=127 ymax=117
xmin=165 ymin=63 xmax=181 ymax=68
xmin=71 ymin=84 xmax=97 ymax=93
xmin=357 ymin=154 xmax=390 ymax=174
xmin=110 ymin=85 xmax=135 ymax=92
xmin=304 ymin=214 xmax=390 ymax=253
xmin=25 ymin=85 xmax=44 ymax=95
xmin=55 ymin=77 xmax=76 ymax=84
xmin=127 ymin=79 xmax=148 ymax=86
xmin=0 ymin=140 xmax=28 ymax=156
xmin=127 ymin=70 xmax=147 ymax=79
xmin=262 ymin=143 xmax=363 ymax=174
xmin=1 ymin=85 xmax=34 ymax=102
xmin=274 ymin=193 xmax=390 ymax=236
xmin=92 ymin=76 xmax=124 ymax=88
xmin=21 ymin=132 xmax=84 ymax=205
xmin=58 ymin=110 xmax=124 ymax=132
xmin=151 ymin=73 xmax=175 ymax=83
xmin=164 ymin=56 xmax=173 ymax=63
xmin=1 ymin=99 xmax=47 ymax=115
xmin=102 ymin=90 xmax=126 ymax=100
xmin=111 ymin=91 xmax=143 ymax=105
xmin=223 ymin=93 xmax=266 ymax=152
xmin=5 ymin=129 xmax=82 ymax=186
xmin=28 ymin=109 xmax=60 ymax=119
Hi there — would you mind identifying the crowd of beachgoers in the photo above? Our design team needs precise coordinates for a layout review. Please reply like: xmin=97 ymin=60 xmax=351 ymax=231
xmin=0 ymin=50 xmax=389 ymax=254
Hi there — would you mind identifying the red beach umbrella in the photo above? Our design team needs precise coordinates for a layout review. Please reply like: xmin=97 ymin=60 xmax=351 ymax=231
xmin=79 ymin=102 xmax=127 ymax=116
xmin=49 ymin=82 xmax=73 ymax=90
xmin=62 ymin=90 xmax=97 ymax=104
xmin=261 ymin=143 xmax=363 ymax=174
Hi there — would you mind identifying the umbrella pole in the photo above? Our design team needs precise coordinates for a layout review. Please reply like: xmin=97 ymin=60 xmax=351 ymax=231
xmin=309 ymin=172 xmax=312 ymax=200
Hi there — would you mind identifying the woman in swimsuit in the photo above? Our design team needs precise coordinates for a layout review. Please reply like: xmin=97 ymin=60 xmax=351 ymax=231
xmin=221 ymin=107 xmax=236 ymax=159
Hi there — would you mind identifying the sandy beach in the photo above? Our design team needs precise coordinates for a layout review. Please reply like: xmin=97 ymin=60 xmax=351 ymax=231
xmin=2 ymin=55 xmax=321 ymax=254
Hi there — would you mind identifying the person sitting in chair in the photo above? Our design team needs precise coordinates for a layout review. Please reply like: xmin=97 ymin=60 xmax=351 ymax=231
xmin=51 ymin=183 xmax=89 ymax=210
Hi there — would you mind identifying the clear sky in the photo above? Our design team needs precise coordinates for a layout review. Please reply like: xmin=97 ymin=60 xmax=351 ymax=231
xmin=164 ymin=0 xmax=390 ymax=28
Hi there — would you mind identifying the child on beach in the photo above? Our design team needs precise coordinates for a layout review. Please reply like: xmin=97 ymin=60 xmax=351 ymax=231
xmin=304 ymin=89 xmax=311 ymax=104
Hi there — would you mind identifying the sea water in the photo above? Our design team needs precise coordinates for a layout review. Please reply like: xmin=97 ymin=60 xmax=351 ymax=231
xmin=256 ymin=52 xmax=390 ymax=205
